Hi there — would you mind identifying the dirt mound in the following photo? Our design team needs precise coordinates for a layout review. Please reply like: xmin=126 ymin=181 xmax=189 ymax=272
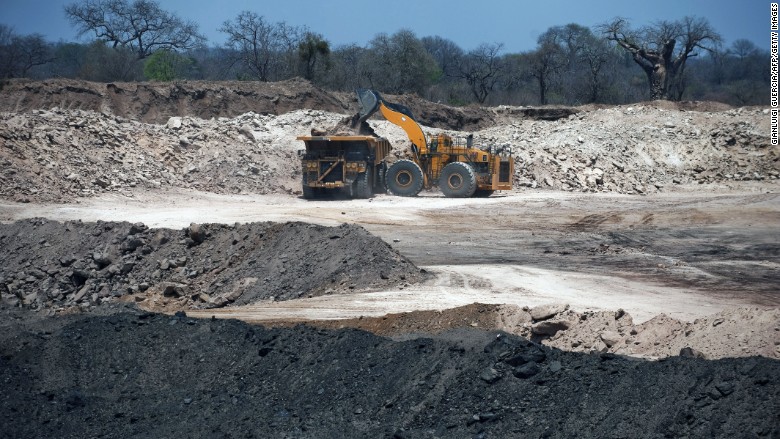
xmin=1 ymin=78 xmax=508 ymax=130
xmin=289 ymin=303 xmax=780 ymax=360
xmin=0 ymin=219 xmax=426 ymax=312
xmin=1 ymin=307 xmax=777 ymax=438
xmin=1 ymin=78 xmax=583 ymax=130
xmin=0 ymin=77 xmax=350 ymax=124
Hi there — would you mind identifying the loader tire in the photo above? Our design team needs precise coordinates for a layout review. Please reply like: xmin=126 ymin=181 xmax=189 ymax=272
xmin=386 ymin=159 xmax=424 ymax=197
xmin=354 ymin=167 xmax=373 ymax=199
xmin=439 ymin=162 xmax=477 ymax=198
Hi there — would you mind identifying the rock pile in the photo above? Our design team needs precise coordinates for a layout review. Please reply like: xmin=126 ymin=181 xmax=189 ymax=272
xmin=1 ymin=80 xmax=777 ymax=203
xmin=520 ymin=303 xmax=780 ymax=360
xmin=0 ymin=219 xmax=426 ymax=312
xmin=309 ymin=302 xmax=780 ymax=360
xmin=372 ymin=104 xmax=777 ymax=194
xmin=0 ymin=108 xmax=344 ymax=202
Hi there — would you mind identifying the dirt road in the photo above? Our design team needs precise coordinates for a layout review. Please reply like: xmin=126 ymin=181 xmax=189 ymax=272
xmin=3 ymin=184 xmax=777 ymax=323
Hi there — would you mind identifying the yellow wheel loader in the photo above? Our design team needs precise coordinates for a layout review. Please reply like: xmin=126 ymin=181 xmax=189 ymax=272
xmin=355 ymin=89 xmax=514 ymax=197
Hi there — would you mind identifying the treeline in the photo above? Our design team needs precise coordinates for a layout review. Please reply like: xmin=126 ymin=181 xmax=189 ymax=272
xmin=0 ymin=1 xmax=769 ymax=107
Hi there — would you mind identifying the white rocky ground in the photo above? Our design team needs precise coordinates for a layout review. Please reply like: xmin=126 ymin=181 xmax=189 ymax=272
xmin=371 ymin=104 xmax=776 ymax=194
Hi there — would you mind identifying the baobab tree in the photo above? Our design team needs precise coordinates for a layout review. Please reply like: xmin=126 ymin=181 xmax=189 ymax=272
xmin=600 ymin=16 xmax=721 ymax=100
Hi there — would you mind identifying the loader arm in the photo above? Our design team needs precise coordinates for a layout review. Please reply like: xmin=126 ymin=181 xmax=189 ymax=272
xmin=355 ymin=89 xmax=428 ymax=155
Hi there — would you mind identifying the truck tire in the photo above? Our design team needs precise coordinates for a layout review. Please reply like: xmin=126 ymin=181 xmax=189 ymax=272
xmin=374 ymin=163 xmax=387 ymax=194
xmin=386 ymin=159 xmax=424 ymax=197
xmin=354 ymin=167 xmax=373 ymax=199
xmin=439 ymin=162 xmax=477 ymax=198
xmin=302 ymin=174 xmax=319 ymax=199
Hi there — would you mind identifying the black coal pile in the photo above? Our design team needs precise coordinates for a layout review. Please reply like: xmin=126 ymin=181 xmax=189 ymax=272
xmin=0 ymin=307 xmax=777 ymax=438
xmin=0 ymin=219 xmax=425 ymax=310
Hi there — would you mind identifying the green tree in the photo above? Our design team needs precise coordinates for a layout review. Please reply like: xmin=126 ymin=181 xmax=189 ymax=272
xmin=322 ymin=44 xmax=366 ymax=91
xmin=361 ymin=30 xmax=438 ymax=95
xmin=143 ymin=49 xmax=193 ymax=81
xmin=528 ymin=33 xmax=565 ymax=105
xmin=298 ymin=32 xmax=330 ymax=81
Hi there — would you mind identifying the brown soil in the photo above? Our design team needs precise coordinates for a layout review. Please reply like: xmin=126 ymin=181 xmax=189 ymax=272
xmin=0 ymin=78 xmax=349 ymax=123
xmin=274 ymin=303 xmax=780 ymax=360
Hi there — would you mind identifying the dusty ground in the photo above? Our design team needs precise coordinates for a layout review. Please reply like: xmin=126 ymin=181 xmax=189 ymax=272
xmin=2 ymin=185 xmax=778 ymax=359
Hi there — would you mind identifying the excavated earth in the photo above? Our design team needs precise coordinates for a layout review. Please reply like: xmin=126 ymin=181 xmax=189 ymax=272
xmin=0 ymin=218 xmax=424 ymax=312
xmin=0 ymin=305 xmax=778 ymax=438
xmin=0 ymin=79 xmax=776 ymax=204
xmin=1 ymin=79 xmax=779 ymax=437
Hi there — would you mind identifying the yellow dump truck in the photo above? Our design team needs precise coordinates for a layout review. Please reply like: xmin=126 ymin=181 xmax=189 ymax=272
xmin=296 ymin=134 xmax=392 ymax=199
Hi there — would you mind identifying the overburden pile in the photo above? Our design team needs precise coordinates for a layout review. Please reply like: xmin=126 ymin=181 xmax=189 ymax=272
xmin=0 ymin=219 xmax=425 ymax=311
xmin=1 ymin=78 xmax=776 ymax=203
xmin=0 ymin=308 xmax=777 ymax=438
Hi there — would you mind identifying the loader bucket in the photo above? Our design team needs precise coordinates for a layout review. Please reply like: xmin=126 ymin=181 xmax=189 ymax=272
xmin=356 ymin=88 xmax=417 ymax=124
xmin=357 ymin=89 xmax=380 ymax=121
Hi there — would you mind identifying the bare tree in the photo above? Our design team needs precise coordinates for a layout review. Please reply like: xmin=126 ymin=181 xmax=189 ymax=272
xmin=528 ymin=34 xmax=565 ymax=105
xmin=65 ymin=0 xmax=205 ymax=59
xmin=79 ymin=40 xmax=141 ymax=81
xmin=600 ymin=16 xmax=721 ymax=100
xmin=0 ymin=25 xmax=52 ymax=78
xmin=220 ymin=11 xmax=303 ymax=81
xmin=579 ymin=30 xmax=613 ymax=103
xmin=456 ymin=43 xmax=505 ymax=104
xmin=729 ymin=39 xmax=759 ymax=60
xmin=535 ymin=24 xmax=612 ymax=104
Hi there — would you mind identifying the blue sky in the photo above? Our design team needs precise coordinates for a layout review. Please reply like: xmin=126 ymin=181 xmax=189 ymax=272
xmin=0 ymin=0 xmax=770 ymax=53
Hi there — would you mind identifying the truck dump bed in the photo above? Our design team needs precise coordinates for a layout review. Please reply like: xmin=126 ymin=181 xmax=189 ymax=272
xmin=297 ymin=135 xmax=392 ymax=166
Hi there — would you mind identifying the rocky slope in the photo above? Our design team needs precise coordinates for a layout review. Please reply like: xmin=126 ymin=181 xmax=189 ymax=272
xmin=309 ymin=303 xmax=780 ymax=360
